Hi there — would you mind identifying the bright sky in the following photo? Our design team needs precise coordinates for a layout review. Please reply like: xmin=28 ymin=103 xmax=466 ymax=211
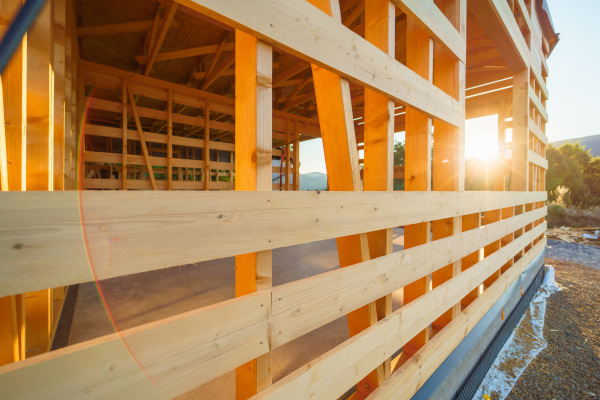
xmin=299 ymin=0 xmax=599 ymax=174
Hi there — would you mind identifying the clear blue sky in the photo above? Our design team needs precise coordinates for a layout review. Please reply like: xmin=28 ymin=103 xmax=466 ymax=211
xmin=299 ymin=0 xmax=599 ymax=174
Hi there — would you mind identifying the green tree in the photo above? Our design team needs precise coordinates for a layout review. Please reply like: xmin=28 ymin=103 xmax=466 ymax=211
xmin=546 ymin=142 xmax=600 ymax=208
xmin=393 ymin=141 xmax=405 ymax=190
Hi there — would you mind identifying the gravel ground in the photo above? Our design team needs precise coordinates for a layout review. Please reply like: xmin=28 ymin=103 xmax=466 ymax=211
xmin=546 ymin=239 xmax=600 ymax=268
xmin=505 ymin=256 xmax=600 ymax=400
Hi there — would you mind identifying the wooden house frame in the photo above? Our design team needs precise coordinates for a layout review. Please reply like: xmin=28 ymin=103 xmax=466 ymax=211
xmin=0 ymin=0 xmax=557 ymax=398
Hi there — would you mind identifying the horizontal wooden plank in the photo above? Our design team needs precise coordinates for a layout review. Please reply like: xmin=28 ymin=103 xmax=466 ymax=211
xmin=528 ymin=87 xmax=548 ymax=123
xmin=175 ymin=0 xmax=464 ymax=127
xmin=0 ymin=190 xmax=546 ymax=296
xmin=84 ymin=124 xmax=236 ymax=151
xmin=528 ymin=150 xmax=548 ymax=170
xmin=271 ymin=207 xmax=546 ymax=347
xmin=391 ymin=0 xmax=465 ymax=62
xmin=87 ymin=98 xmax=236 ymax=132
xmin=82 ymin=179 xmax=221 ymax=191
xmin=0 ymin=291 xmax=271 ymax=400
xmin=528 ymin=117 xmax=548 ymax=145
xmin=370 ymin=238 xmax=547 ymax=400
xmin=253 ymin=224 xmax=546 ymax=399
xmin=77 ymin=20 xmax=154 ymax=36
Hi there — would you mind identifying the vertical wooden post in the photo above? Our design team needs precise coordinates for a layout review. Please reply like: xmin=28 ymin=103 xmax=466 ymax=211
xmin=292 ymin=119 xmax=299 ymax=191
xmin=285 ymin=118 xmax=291 ymax=191
xmin=512 ymin=70 xmax=529 ymax=192
xmin=122 ymin=78 xmax=128 ymax=190
xmin=401 ymin=15 xmax=433 ymax=361
xmin=167 ymin=88 xmax=173 ymax=190
xmin=1 ymin=0 xmax=27 ymax=191
xmin=363 ymin=0 xmax=394 ymax=381
xmin=53 ymin=0 xmax=65 ymax=190
xmin=307 ymin=0 xmax=384 ymax=396
xmin=431 ymin=0 xmax=466 ymax=330
xmin=204 ymin=98 xmax=210 ymax=190
xmin=234 ymin=30 xmax=272 ymax=400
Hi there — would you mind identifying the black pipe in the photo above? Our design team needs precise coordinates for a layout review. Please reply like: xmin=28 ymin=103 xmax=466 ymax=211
xmin=0 ymin=0 xmax=47 ymax=75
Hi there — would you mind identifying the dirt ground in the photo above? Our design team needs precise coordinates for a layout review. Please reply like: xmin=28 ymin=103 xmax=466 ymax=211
xmin=505 ymin=258 xmax=600 ymax=400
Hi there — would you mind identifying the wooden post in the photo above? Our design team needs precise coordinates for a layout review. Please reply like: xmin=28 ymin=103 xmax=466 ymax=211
xmin=204 ymin=97 xmax=210 ymax=190
xmin=122 ymin=78 xmax=128 ymax=190
xmin=285 ymin=118 xmax=291 ymax=191
xmin=292 ymin=119 xmax=299 ymax=191
xmin=234 ymin=30 xmax=272 ymax=400
xmin=431 ymin=0 xmax=466 ymax=331
xmin=1 ymin=0 xmax=27 ymax=191
xmin=167 ymin=88 xmax=173 ymax=190
xmin=401 ymin=15 xmax=433 ymax=361
xmin=363 ymin=0 xmax=394 ymax=381
xmin=53 ymin=0 xmax=65 ymax=190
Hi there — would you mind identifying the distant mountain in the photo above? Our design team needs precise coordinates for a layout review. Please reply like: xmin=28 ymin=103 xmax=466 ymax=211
xmin=300 ymin=172 xmax=328 ymax=191
xmin=551 ymin=134 xmax=600 ymax=157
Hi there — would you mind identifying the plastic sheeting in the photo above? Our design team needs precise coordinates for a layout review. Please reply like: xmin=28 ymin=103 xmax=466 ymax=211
xmin=472 ymin=266 xmax=561 ymax=400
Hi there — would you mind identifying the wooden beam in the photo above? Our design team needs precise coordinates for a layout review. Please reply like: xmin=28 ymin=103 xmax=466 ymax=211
xmin=0 ymin=190 xmax=546 ymax=298
xmin=201 ymin=31 xmax=230 ymax=87
xmin=135 ymin=42 xmax=235 ymax=65
xmin=122 ymin=79 xmax=128 ymax=190
xmin=76 ymin=20 xmax=154 ymax=37
xmin=511 ymin=69 xmax=528 ymax=191
xmin=201 ymin=51 xmax=235 ymax=90
xmin=53 ymin=0 xmax=66 ymax=190
xmin=273 ymin=63 xmax=309 ymax=87
xmin=126 ymin=82 xmax=158 ymax=190
xmin=144 ymin=1 xmax=178 ymax=76
xmin=234 ymin=30 xmax=273 ymax=399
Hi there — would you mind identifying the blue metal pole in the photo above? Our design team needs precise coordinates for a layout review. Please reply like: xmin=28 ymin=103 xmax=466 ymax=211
xmin=0 ymin=0 xmax=47 ymax=75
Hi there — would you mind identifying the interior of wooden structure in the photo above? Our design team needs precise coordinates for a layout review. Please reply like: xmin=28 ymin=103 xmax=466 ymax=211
xmin=0 ymin=0 xmax=557 ymax=398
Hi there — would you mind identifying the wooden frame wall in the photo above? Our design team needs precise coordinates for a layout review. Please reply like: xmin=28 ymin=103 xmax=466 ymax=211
xmin=0 ymin=0 xmax=553 ymax=398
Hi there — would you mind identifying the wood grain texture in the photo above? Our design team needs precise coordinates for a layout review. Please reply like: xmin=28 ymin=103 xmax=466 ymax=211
xmin=0 ymin=190 xmax=547 ymax=297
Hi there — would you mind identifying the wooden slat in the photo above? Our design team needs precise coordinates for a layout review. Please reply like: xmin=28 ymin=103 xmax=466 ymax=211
xmin=135 ymin=42 xmax=235 ymax=64
xmin=271 ymin=207 xmax=545 ymax=347
xmin=391 ymin=0 xmax=465 ymax=62
xmin=0 ymin=190 xmax=546 ymax=297
xmin=84 ymin=124 xmax=235 ymax=151
xmin=528 ymin=149 xmax=548 ymax=170
xmin=252 ymin=223 xmax=546 ymax=400
xmin=175 ymin=0 xmax=464 ymax=127
xmin=0 ymin=291 xmax=271 ymax=400
xmin=370 ymin=238 xmax=547 ymax=400
xmin=528 ymin=86 xmax=548 ymax=123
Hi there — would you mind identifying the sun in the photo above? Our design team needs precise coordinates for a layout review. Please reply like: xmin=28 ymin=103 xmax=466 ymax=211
xmin=465 ymin=115 xmax=500 ymax=159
